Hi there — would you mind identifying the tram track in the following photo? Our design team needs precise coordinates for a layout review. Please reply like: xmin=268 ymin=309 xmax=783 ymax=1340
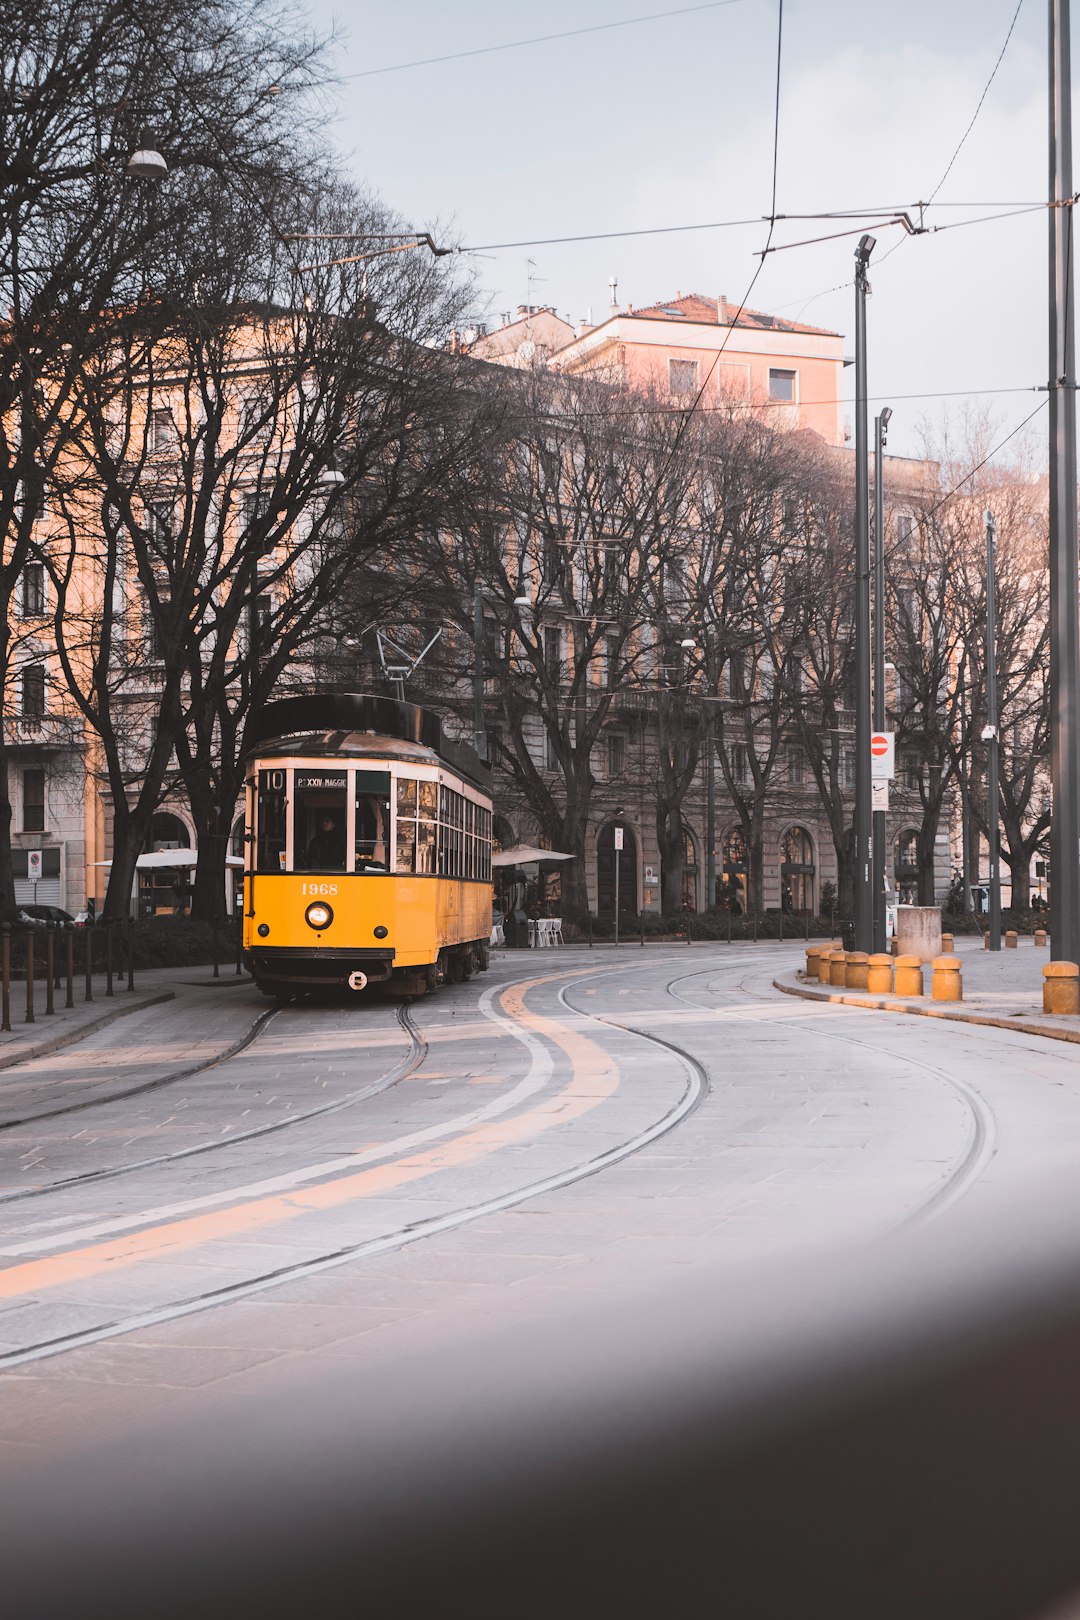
xmin=0 ymin=957 xmax=719 ymax=1370
xmin=0 ymin=1001 xmax=429 ymax=1207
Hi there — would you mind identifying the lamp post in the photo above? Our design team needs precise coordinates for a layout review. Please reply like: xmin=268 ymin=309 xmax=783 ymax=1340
xmin=1049 ymin=0 xmax=1080 ymax=964
xmin=984 ymin=509 xmax=1002 ymax=951
xmin=853 ymin=234 xmax=876 ymax=952
xmin=872 ymin=404 xmax=892 ymax=953
xmin=473 ymin=584 xmax=532 ymax=765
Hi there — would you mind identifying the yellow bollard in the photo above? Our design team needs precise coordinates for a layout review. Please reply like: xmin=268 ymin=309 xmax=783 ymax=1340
xmin=941 ymin=932 xmax=954 ymax=954
xmin=867 ymin=953 xmax=893 ymax=994
xmin=1043 ymin=961 xmax=1080 ymax=1016
xmin=805 ymin=946 xmax=821 ymax=981
xmin=845 ymin=951 xmax=869 ymax=990
xmin=1005 ymin=930 xmax=1018 ymax=949
xmin=1035 ymin=928 xmax=1048 ymax=949
xmin=828 ymin=950 xmax=849 ymax=987
xmin=890 ymin=935 xmax=899 ymax=958
xmin=931 ymin=954 xmax=962 ymax=1002
xmin=894 ymin=954 xmax=923 ymax=997
xmin=983 ymin=931 xmax=991 ymax=950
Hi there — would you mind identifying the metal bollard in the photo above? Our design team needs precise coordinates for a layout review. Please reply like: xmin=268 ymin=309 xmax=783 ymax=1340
xmin=1 ymin=922 xmax=10 ymax=1033
xmin=685 ymin=909 xmax=692 ymax=947
xmin=845 ymin=951 xmax=869 ymax=991
xmin=213 ymin=919 xmax=220 ymax=978
xmin=867 ymin=953 xmax=894 ymax=994
xmin=752 ymin=911 xmax=758 ymax=945
xmin=25 ymin=929 xmax=35 ymax=1023
xmin=65 ymin=930 xmax=74 ymax=1009
xmin=44 ymin=926 xmax=55 ymax=1016
xmin=894 ymin=954 xmax=924 ymax=997
xmin=587 ymin=913 xmax=593 ymax=949
xmin=1043 ymin=961 xmax=1080 ymax=1015
xmin=235 ymin=913 xmax=243 ymax=976
xmin=105 ymin=921 xmax=114 ymax=996
xmin=639 ymin=913 xmax=645 ymax=948
xmin=726 ymin=909 xmax=732 ymax=945
xmin=85 ymin=922 xmax=93 ymax=1003
xmin=127 ymin=916 xmax=135 ymax=991
xmin=1005 ymin=930 xmax=1018 ymax=950
xmin=931 ymin=954 xmax=962 ymax=1002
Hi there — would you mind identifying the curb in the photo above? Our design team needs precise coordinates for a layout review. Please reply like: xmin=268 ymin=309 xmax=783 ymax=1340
xmin=775 ymin=975 xmax=1080 ymax=1048
xmin=0 ymin=989 xmax=176 ymax=1076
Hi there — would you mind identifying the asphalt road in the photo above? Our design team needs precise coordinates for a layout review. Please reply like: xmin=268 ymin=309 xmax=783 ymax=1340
xmin=3 ymin=940 xmax=1080 ymax=1454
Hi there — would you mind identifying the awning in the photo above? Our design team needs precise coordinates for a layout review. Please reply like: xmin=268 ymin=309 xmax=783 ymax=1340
xmin=92 ymin=851 xmax=245 ymax=870
xmin=492 ymin=845 xmax=575 ymax=868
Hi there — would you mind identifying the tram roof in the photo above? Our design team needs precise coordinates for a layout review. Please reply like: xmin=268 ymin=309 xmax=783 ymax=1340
xmin=248 ymin=692 xmax=492 ymax=793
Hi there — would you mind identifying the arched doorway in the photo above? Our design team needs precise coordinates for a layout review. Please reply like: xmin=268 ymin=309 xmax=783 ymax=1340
xmin=493 ymin=813 xmax=515 ymax=852
xmin=780 ymin=826 xmax=815 ymax=915
xmin=895 ymin=829 xmax=919 ymax=905
xmin=721 ymin=826 xmax=748 ymax=914
xmin=681 ymin=828 xmax=699 ymax=913
xmin=148 ymin=812 xmax=190 ymax=851
xmin=140 ymin=812 xmax=193 ymax=918
xmin=597 ymin=822 xmax=638 ymax=920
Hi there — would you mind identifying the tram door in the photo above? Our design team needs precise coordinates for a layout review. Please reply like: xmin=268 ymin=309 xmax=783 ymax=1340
xmin=597 ymin=824 xmax=637 ymax=920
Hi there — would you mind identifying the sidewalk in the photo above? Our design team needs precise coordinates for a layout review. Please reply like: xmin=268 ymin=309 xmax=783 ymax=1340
xmin=777 ymin=935 xmax=1080 ymax=1046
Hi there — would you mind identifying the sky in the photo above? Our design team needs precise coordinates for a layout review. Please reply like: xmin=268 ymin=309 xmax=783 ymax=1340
xmin=298 ymin=0 xmax=1053 ymax=463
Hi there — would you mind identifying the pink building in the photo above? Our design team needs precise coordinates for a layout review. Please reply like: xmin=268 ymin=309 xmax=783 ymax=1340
xmin=549 ymin=292 xmax=846 ymax=447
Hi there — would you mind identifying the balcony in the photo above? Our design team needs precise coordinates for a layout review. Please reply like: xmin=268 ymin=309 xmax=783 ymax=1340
xmin=3 ymin=714 xmax=83 ymax=753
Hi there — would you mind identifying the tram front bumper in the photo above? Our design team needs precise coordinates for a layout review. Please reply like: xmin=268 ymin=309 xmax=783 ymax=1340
xmin=249 ymin=946 xmax=395 ymax=987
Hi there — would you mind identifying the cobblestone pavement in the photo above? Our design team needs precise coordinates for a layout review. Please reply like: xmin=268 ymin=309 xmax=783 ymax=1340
xmin=0 ymin=939 xmax=1077 ymax=1462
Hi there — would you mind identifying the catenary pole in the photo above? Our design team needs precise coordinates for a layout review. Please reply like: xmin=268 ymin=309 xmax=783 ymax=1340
xmin=472 ymin=585 xmax=487 ymax=763
xmin=1049 ymin=0 xmax=1080 ymax=963
xmin=984 ymin=510 xmax=1002 ymax=951
xmin=873 ymin=406 xmax=891 ymax=954
xmin=854 ymin=235 xmax=875 ymax=952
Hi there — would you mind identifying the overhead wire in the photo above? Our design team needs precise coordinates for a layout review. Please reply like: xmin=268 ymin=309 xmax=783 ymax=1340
xmin=342 ymin=0 xmax=747 ymax=81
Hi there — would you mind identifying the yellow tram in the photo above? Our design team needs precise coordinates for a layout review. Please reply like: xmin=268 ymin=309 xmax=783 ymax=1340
xmin=242 ymin=694 xmax=493 ymax=998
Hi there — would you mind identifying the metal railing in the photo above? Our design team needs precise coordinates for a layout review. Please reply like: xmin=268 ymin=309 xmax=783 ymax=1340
xmin=6 ymin=1169 xmax=1080 ymax=1615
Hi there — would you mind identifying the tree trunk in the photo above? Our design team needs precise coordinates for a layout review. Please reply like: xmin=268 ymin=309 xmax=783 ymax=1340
xmin=657 ymin=805 xmax=684 ymax=917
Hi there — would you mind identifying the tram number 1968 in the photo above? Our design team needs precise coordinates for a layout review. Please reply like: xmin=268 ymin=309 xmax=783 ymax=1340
xmin=302 ymin=883 xmax=338 ymax=897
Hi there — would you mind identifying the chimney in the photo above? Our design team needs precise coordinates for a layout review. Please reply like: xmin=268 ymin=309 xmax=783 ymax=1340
xmin=608 ymin=275 xmax=619 ymax=316
xmin=718 ymin=295 xmax=729 ymax=325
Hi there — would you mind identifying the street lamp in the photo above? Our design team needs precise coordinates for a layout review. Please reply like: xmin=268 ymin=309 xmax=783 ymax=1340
xmin=872 ymin=404 xmax=892 ymax=953
xmin=126 ymin=130 xmax=168 ymax=180
xmin=318 ymin=456 xmax=345 ymax=489
xmin=853 ymin=233 xmax=876 ymax=952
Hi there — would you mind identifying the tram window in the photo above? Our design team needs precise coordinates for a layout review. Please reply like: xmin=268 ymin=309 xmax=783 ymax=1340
xmin=355 ymin=770 xmax=390 ymax=873
xmin=416 ymin=821 xmax=435 ymax=874
xmin=295 ymin=771 xmax=347 ymax=871
xmin=256 ymin=771 xmax=287 ymax=872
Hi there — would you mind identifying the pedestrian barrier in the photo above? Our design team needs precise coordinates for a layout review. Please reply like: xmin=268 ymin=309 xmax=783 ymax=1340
xmin=1035 ymin=928 xmax=1049 ymax=949
xmin=844 ymin=951 xmax=869 ymax=991
xmin=894 ymin=954 xmax=923 ymax=997
xmin=1005 ymin=930 xmax=1018 ymax=949
xmin=827 ymin=950 xmax=848 ymax=987
xmin=1043 ymin=961 xmax=1080 ymax=1016
xmin=931 ymin=954 xmax=962 ymax=1002
xmin=866 ymin=953 xmax=893 ymax=994
xmin=941 ymin=932 xmax=954 ymax=954
xmin=805 ymin=946 xmax=822 ymax=981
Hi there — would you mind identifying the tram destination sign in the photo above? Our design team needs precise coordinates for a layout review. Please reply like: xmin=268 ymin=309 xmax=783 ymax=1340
xmin=296 ymin=772 xmax=346 ymax=789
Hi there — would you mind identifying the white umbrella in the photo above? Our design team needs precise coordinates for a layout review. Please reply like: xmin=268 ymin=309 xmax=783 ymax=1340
xmin=92 ymin=850 xmax=245 ymax=870
xmin=492 ymin=845 xmax=574 ymax=868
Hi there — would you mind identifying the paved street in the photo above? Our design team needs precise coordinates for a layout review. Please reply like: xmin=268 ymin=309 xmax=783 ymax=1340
xmin=1 ymin=939 xmax=1079 ymax=1460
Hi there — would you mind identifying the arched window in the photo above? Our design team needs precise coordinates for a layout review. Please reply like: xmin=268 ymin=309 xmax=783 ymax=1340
xmin=780 ymin=825 xmax=815 ymax=915
xmin=682 ymin=828 xmax=699 ymax=913
xmin=493 ymin=813 xmax=515 ymax=852
xmin=721 ymin=826 xmax=748 ymax=913
xmin=596 ymin=822 xmax=637 ymax=920
xmin=895 ymin=829 xmax=919 ymax=905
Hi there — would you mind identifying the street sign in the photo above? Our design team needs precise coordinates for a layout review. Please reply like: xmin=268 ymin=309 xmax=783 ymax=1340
xmin=872 ymin=781 xmax=890 ymax=812
xmin=870 ymin=731 xmax=895 ymax=780
xmin=27 ymin=850 xmax=42 ymax=882
xmin=614 ymin=827 xmax=624 ymax=851
xmin=643 ymin=864 xmax=658 ymax=886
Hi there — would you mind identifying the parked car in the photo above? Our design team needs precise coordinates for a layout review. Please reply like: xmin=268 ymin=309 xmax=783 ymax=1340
xmin=17 ymin=905 xmax=78 ymax=929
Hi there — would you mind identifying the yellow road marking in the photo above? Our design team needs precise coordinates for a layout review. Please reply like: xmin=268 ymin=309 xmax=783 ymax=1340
xmin=0 ymin=970 xmax=616 ymax=1301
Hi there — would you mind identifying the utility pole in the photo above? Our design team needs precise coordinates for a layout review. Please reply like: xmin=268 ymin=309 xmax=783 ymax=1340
xmin=872 ymin=405 xmax=892 ymax=953
xmin=983 ymin=510 xmax=1002 ymax=951
xmin=853 ymin=234 xmax=876 ymax=952
xmin=1049 ymin=0 xmax=1080 ymax=963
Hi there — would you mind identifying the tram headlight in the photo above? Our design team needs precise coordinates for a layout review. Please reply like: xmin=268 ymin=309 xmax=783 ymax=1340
xmin=305 ymin=901 xmax=334 ymax=931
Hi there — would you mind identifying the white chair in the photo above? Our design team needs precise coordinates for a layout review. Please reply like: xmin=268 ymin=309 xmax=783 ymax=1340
xmin=527 ymin=918 xmax=538 ymax=949
xmin=490 ymin=923 xmax=505 ymax=948
xmin=548 ymin=916 xmax=564 ymax=946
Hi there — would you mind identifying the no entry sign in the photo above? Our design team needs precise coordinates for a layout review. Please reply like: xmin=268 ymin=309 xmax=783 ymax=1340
xmin=871 ymin=732 xmax=895 ymax=780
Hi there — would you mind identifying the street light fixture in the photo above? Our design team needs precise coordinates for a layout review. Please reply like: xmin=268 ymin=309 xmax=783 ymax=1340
xmin=126 ymin=130 xmax=168 ymax=180
xmin=318 ymin=456 xmax=345 ymax=489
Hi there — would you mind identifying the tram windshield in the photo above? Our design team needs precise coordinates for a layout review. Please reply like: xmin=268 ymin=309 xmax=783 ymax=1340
xmin=295 ymin=771 xmax=347 ymax=872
